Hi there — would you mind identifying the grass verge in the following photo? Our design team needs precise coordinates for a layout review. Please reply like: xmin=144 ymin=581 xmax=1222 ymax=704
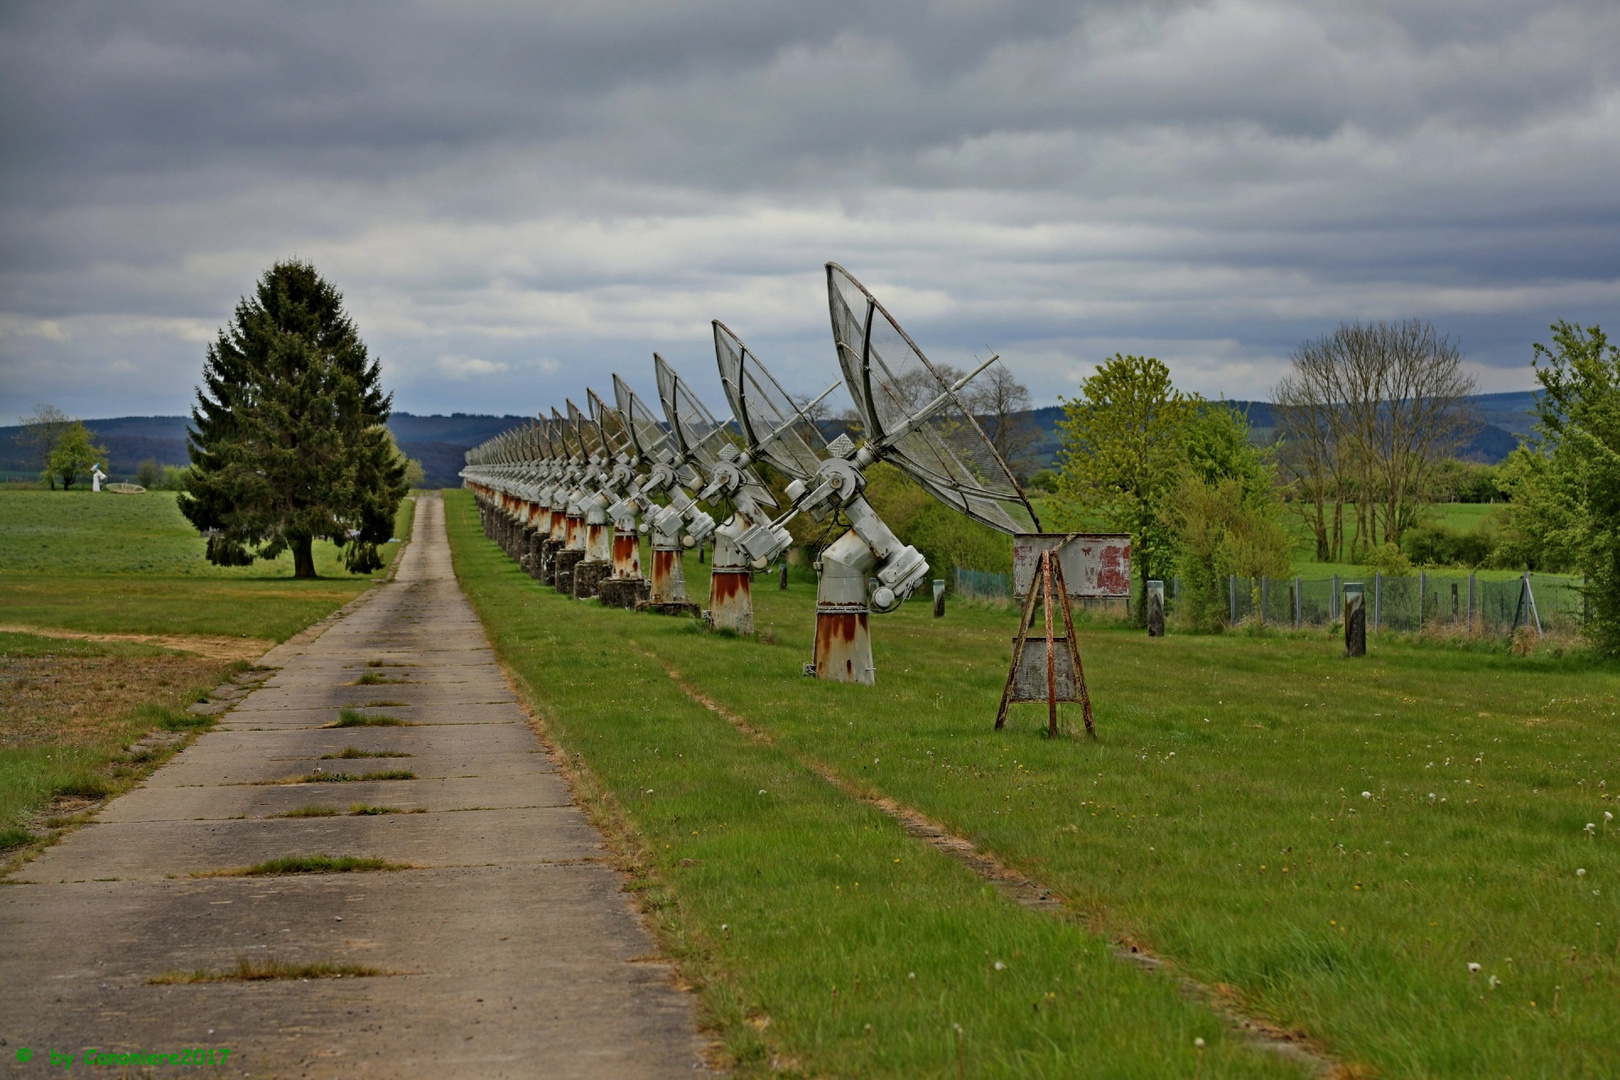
xmin=444 ymin=490 xmax=1311 ymax=1079
xmin=447 ymin=488 xmax=1620 ymax=1078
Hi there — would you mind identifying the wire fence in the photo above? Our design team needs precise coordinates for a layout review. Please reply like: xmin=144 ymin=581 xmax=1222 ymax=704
xmin=953 ymin=567 xmax=1585 ymax=637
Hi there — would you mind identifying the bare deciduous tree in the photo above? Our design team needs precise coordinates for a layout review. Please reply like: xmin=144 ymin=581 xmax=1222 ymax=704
xmin=1273 ymin=320 xmax=1476 ymax=561
xmin=961 ymin=363 xmax=1039 ymax=480
xmin=15 ymin=404 xmax=72 ymax=489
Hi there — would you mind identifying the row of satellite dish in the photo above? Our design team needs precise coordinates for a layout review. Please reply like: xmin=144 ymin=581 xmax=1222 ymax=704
xmin=461 ymin=263 xmax=1041 ymax=685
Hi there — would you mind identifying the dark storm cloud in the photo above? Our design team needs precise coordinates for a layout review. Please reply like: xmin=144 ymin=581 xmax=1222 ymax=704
xmin=2 ymin=1 xmax=1617 ymax=420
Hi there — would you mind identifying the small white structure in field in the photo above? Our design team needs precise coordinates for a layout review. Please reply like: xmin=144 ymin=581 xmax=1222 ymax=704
xmin=91 ymin=463 xmax=107 ymax=492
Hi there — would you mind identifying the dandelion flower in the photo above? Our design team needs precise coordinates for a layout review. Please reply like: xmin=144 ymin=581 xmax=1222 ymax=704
xmin=1194 ymin=1037 xmax=1206 ymax=1049
xmin=1467 ymin=962 xmax=1481 ymax=974
xmin=1488 ymin=974 xmax=1500 ymax=988
xmin=1577 ymin=868 xmax=1587 ymax=877
xmin=993 ymin=960 xmax=1006 ymax=971
xmin=758 ymin=789 xmax=766 ymax=795
xmin=1586 ymin=823 xmax=1597 ymax=834
xmin=1361 ymin=791 xmax=1372 ymax=799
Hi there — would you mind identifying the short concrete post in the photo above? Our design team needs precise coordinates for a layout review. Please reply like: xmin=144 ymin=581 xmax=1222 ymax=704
xmin=1294 ymin=575 xmax=1303 ymax=629
xmin=1419 ymin=570 xmax=1427 ymax=628
xmin=932 ymin=579 xmax=946 ymax=618
xmin=1344 ymin=582 xmax=1366 ymax=657
xmin=1332 ymin=573 xmax=1340 ymax=619
xmin=1229 ymin=574 xmax=1238 ymax=626
xmin=779 ymin=561 xmax=789 ymax=590
xmin=1374 ymin=572 xmax=1382 ymax=632
xmin=1468 ymin=572 xmax=1476 ymax=630
xmin=1146 ymin=579 xmax=1165 ymax=637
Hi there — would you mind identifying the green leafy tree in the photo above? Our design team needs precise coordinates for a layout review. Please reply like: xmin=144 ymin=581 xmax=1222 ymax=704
xmin=46 ymin=421 xmax=109 ymax=490
xmin=1527 ymin=320 xmax=1620 ymax=654
xmin=1164 ymin=403 xmax=1294 ymax=629
xmin=1053 ymin=354 xmax=1195 ymax=617
xmin=134 ymin=458 xmax=162 ymax=490
xmin=183 ymin=260 xmax=407 ymax=578
xmin=380 ymin=428 xmax=426 ymax=490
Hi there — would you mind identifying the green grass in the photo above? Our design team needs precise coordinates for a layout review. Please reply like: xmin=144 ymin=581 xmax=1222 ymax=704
xmin=0 ymin=490 xmax=417 ymax=640
xmin=445 ymin=489 xmax=1619 ymax=1078
xmin=320 ymin=747 xmax=411 ymax=759
xmin=195 ymin=853 xmax=410 ymax=876
xmin=268 ymin=804 xmax=419 ymax=818
xmin=446 ymin=491 xmax=1308 ymax=1079
xmin=148 ymin=957 xmax=383 ymax=983
xmin=270 ymin=805 xmax=340 ymax=818
xmin=290 ymin=770 xmax=415 ymax=783
xmin=329 ymin=708 xmax=408 ymax=728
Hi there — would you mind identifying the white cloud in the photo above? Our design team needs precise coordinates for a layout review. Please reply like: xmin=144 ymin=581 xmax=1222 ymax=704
xmin=435 ymin=354 xmax=510 ymax=379
xmin=3 ymin=1 xmax=1616 ymax=419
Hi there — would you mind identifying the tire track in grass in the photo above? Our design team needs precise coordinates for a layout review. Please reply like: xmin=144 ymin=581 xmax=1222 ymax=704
xmin=633 ymin=640 xmax=1353 ymax=1080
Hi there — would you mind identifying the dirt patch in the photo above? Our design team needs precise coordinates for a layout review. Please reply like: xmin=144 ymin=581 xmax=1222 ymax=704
xmin=0 ymin=624 xmax=272 ymax=662
xmin=0 ymin=650 xmax=236 ymax=748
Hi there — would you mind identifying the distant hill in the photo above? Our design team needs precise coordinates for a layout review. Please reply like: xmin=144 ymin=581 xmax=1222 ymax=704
xmin=2 ymin=393 xmax=1536 ymax=486
xmin=1023 ymin=394 xmax=1530 ymax=470
xmin=0 ymin=413 xmax=527 ymax=488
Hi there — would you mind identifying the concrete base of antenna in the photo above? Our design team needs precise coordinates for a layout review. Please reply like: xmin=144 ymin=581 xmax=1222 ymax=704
xmin=599 ymin=577 xmax=651 ymax=610
xmin=554 ymin=549 xmax=587 ymax=595
xmin=573 ymin=559 xmax=611 ymax=600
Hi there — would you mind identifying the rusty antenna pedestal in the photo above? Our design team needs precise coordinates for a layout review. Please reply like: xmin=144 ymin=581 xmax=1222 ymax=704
xmin=613 ymin=371 xmax=713 ymax=615
xmin=655 ymin=354 xmax=780 ymax=636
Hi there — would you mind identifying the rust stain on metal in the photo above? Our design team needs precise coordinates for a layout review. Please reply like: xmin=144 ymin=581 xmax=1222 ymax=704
xmin=812 ymin=610 xmax=869 ymax=683
xmin=650 ymin=548 xmax=680 ymax=602
xmin=628 ymin=639 xmax=1353 ymax=1080
xmin=612 ymin=533 xmax=641 ymax=578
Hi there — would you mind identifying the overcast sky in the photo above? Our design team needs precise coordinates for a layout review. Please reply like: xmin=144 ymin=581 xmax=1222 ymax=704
xmin=3 ymin=1 xmax=1617 ymax=423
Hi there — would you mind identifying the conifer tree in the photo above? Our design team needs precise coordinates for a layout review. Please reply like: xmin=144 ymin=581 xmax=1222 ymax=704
xmin=183 ymin=260 xmax=406 ymax=578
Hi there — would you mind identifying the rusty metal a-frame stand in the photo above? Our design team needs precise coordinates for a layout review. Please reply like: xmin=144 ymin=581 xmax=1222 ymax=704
xmin=995 ymin=548 xmax=1095 ymax=738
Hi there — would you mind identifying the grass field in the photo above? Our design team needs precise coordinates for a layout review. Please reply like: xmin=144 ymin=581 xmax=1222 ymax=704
xmin=0 ymin=489 xmax=415 ymax=640
xmin=444 ymin=490 xmax=1618 ymax=1078
xmin=0 ymin=491 xmax=416 ymax=860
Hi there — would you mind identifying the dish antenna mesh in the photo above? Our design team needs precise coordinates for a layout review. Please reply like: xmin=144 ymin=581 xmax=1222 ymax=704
xmin=827 ymin=263 xmax=1038 ymax=535
xmin=714 ymin=320 xmax=833 ymax=484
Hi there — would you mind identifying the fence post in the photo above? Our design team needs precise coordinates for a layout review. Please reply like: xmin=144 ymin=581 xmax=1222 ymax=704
xmin=932 ymin=579 xmax=946 ymax=618
xmin=1332 ymin=573 xmax=1340 ymax=619
xmin=1374 ymin=572 xmax=1382 ymax=632
xmin=1468 ymin=572 xmax=1475 ymax=631
xmin=1229 ymin=574 xmax=1237 ymax=626
xmin=1295 ymin=575 xmax=1303 ymax=629
xmin=1147 ymin=580 xmax=1165 ymax=637
xmin=1345 ymin=582 xmax=1366 ymax=657
xmin=1419 ymin=570 xmax=1426 ymax=629
xmin=1260 ymin=576 xmax=1268 ymax=626
xmin=780 ymin=561 xmax=789 ymax=590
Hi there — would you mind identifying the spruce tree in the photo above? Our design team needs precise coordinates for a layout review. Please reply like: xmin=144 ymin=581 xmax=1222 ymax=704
xmin=183 ymin=260 xmax=407 ymax=578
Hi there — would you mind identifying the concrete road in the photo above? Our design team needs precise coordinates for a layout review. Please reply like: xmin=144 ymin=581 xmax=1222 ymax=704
xmin=0 ymin=493 xmax=709 ymax=1078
